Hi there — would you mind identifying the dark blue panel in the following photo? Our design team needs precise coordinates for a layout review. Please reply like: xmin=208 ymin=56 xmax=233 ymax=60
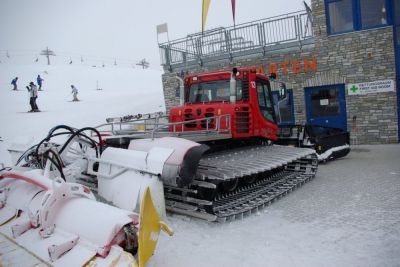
xmin=272 ymin=89 xmax=295 ymax=126
xmin=304 ymin=84 xmax=347 ymax=130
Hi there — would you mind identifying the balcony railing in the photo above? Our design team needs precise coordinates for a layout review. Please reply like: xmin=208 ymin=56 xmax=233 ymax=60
xmin=159 ymin=10 xmax=313 ymax=70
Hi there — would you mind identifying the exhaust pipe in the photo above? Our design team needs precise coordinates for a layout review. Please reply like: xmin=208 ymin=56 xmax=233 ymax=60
xmin=230 ymin=68 xmax=238 ymax=104
xmin=176 ymin=76 xmax=184 ymax=106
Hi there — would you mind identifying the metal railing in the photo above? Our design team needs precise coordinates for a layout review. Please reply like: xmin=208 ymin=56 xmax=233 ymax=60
xmin=96 ymin=115 xmax=168 ymax=135
xmin=95 ymin=113 xmax=232 ymax=140
xmin=150 ymin=114 xmax=232 ymax=139
xmin=159 ymin=10 xmax=313 ymax=69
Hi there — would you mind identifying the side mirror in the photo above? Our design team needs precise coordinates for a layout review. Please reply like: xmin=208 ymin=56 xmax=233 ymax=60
xmin=269 ymin=73 xmax=277 ymax=80
xmin=278 ymin=82 xmax=287 ymax=101
xmin=268 ymin=73 xmax=287 ymax=101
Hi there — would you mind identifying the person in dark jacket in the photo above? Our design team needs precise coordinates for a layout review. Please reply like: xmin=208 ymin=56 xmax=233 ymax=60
xmin=26 ymin=82 xmax=39 ymax=112
xmin=11 ymin=77 xmax=18 ymax=90
xmin=37 ymin=75 xmax=44 ymax=90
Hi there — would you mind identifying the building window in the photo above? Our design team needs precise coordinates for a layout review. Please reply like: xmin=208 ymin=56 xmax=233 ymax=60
xmin=327 ymin=0 xmax=354 ymax=33
xmin=397 ymin=27 xmax=400 ymax=45
xmin=326 ymin=0 xmax=390 ymax=35
xmin=310 ymin=89 xmax=340 ymax=118
xmin=394 ymin=0 xmax=400 ymax=43
xmin=256 ymin=81 xmax=275 ymax=123
xmin=360 ymin=0 xmax=387 ymax=28
xmin=395 ymin=0 xmax=400 ymax=25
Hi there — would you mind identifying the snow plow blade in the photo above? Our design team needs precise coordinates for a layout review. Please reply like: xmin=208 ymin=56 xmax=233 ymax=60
xmin=0 ymin=172 xmax=139 ymax=266
xmin=138 ymin=187 xmax=173 ymax=267
xmin=0 ymin=171 xmax=171 ymax=267
xmin=128 ymin=137 xmax=209 ymax=187
xmin=0 ymin=125 xmax=177 ymax=266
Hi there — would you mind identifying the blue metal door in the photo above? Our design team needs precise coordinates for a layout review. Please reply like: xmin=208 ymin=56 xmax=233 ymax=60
xmin=272 ymin=89 xmax=295 ymax=126
xmin=304 ymin=84 xmax=347 ymax=130
xmin=394 ymin=0 xmax=400 ymax=141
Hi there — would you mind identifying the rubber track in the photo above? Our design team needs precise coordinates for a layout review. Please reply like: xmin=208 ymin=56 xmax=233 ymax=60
xmin=166 ymin=146 xmax=318 ymax=222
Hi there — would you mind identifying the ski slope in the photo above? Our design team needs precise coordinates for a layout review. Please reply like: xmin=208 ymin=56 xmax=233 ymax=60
xmin=0 ymin=62 xmax=400 ymax=267
xmin=0 ymin=63 xmax=165 ymax=165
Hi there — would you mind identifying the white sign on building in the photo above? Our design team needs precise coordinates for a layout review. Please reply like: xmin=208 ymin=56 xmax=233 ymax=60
xmin=347 ymin=80 xmax=395 ymax=95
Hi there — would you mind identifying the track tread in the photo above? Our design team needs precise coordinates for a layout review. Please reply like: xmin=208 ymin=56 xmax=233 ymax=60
xmin=166 ymin=145 xmax=318 ymax=221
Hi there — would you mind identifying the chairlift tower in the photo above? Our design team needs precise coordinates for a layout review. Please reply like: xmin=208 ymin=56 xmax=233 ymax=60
xmin=136 ymin=59 xmax=149 ymax=69
xmin=40 ymin=47 xmax=56 ymax=65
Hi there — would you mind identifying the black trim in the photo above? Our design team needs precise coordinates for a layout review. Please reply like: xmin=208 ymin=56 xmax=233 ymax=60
xmin=178 ymin=144 xmax=209 ymax=187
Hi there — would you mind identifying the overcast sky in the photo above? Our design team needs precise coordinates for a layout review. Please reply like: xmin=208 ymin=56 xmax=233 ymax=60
xmin=0 ymin=0 xmax=310 ymax=68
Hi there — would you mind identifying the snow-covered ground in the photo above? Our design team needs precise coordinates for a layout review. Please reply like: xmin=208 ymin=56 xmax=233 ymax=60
xmin=151 ymin=145 xmax=400 ymax=267
xmin=1 ymin=63 xmax=399 ymax=267
xmin=0 ymin=62 xmax=165 ymax=165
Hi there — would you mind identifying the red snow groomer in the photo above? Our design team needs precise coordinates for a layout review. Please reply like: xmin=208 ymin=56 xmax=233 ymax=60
xmin=101 ymin=67 xmax=319 ymax=222
xmin=169 ymin=67 xmax=279 ymax=141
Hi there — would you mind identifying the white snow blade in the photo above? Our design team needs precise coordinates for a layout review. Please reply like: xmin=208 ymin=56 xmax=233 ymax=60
xmin=0 ymin=126 xmax=177 ymax=266
xmin=129 ymin=137 xmax=209 ymax=187
xmin=88 ymin=146 xmax=173 ymax=219
xmin=0 ymin=171 xmax=139 ymax=266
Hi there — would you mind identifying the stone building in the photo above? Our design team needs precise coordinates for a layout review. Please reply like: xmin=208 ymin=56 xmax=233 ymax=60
xmin=159 ymin=0 xmax=400 ymax=144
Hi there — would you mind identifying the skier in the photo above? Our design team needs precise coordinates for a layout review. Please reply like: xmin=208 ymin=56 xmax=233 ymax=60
xmin=37 ymin=75 xmax=44 ymax=90
xmin=26 ymin=82 xmax=39 ymax=112
xmin=71 ymin=85 xmax=79 ymax=101
xmin=11 ymin=77 xmax=18 ymax=90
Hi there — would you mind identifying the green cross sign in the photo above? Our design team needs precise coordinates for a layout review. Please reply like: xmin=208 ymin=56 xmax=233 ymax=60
xmin=350 ymin=85 xmax=358 ymax=93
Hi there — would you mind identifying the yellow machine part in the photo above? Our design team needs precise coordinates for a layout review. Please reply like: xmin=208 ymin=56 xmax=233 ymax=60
xmin=134 ymin=123 xmax=146 ymax=131
xmin=85 ymin=249 xmax=138 ymax=267
xmin=138 ymin=187 xmax=173 ymax=267
xmin=88 ymin=187 xmax=173 ymax=267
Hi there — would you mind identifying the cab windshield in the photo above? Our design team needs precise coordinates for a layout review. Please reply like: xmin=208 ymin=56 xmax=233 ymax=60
xmin=187 ymin=80 xmax=242 ymax=103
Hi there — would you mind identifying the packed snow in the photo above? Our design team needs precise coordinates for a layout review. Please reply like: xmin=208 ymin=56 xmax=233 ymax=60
xmin=1 ymin=62 xmax=400 ymax=267
xmin=0 ymin=62 xmax=165 ymax=166
xmin=152 ymin=145 xmax=400 ymax=267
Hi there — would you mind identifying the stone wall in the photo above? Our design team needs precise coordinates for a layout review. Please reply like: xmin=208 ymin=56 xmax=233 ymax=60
xmin=161 ymin=0 xmax=398 ymax=144
xmin=312 ymin=0 xmax=398 ymax=144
